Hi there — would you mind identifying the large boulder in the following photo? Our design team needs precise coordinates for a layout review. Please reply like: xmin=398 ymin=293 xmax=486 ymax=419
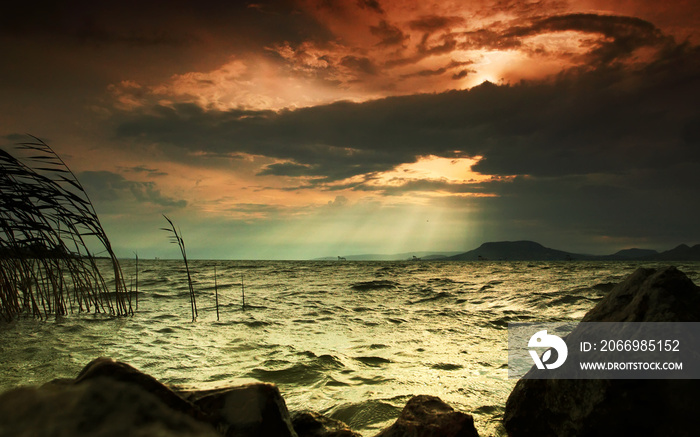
xmin=0 ymin=357 xmax=303 ymax=437
xmin=374 ymin=395 xmax=479 ymax=437
xmin=76 ymin=357 xmax=208 ymax=421
xmin=504 ymin=266 xmax=700 ymax=437
xmin=0 ymin=377 xmax=219 ymax=437
xmin=187 ymin=383 xmax=298 ymax=437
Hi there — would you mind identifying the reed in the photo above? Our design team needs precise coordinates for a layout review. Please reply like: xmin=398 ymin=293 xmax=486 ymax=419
xmin=0 ymin=136 xmax=131 ymax=321
xmin=134 ymin=252 xmax=139 ymax=311
xmin=161 ymin=215 xmax=198 ymax=321
xmin=241 ymin=273 xmax=246 ymax=310
xmin=214 ymin=265 xmax=219 ymax=321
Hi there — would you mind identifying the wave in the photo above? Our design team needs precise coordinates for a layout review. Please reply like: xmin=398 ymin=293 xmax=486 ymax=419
xmin=489 ymin=314 xmax=537 ymax=328
xmin=354 ymin=356 xmax=392 ymax=367
xmin=547 ymin=294 xmax=596 ymax=306
xmin=351 ymin=280 xmax=398 ymax=291
xmin=430 ymin=362 xmax=463 ymax=370
xmin=409 ymin=291 xmax=454 ymax=304
xmin=247 ymin=352 xmax=345 ymax=385
xmin=327 ymin=399 xmax=403 ymax=429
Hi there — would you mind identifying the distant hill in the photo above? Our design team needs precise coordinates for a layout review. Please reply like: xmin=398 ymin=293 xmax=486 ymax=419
xmin=314 ymin=242 xmax=700 ymax=262
xmin=446 ymin=240 xmax=590 ymax=261
xmin=650 ymin=244 xmax=700 ymax=261
xmin=603 ymin=248 xmax=659 ymax=260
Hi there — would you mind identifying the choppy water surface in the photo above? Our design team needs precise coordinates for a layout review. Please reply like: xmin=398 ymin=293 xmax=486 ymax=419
xmin=2 ymin=260 xmax=699 ymax=436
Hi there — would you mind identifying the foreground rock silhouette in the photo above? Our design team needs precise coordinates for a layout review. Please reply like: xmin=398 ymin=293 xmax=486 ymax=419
xmin=291 ymin=410 xmax=362 ymax=437
xmin=0 ymin=357 xmax=479 ymax=437
xmin=375 ymin=395 xmax=479 ymax=437
xmin=504 ymin=266 xmax=700 ymax=437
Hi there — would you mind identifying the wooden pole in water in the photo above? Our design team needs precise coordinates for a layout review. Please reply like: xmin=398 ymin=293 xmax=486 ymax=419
xmin=241 ymin=273 xmax=246 ymax=310
xmin=214 ymin=265 xmax=219 ymax=321
xmin=134 ymin=252 xmax=139 ymax=311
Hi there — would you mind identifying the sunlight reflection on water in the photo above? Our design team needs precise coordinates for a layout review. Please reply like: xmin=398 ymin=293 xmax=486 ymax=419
xmin=2 ymin=260 xmax=698 ymax=436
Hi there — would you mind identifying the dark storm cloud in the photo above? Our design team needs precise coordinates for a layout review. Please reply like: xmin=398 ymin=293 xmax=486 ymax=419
xmin=79 ymin=171 xmax=186 ymax=208
xmin=357 ymin=0 xmax=384 ymax=14
xmin=340 ymin=56 xmax=379 ymax=76
xmin=482 ymin=168 xmax=700 ymax=245
xmin=370 ymin=20 xmax=408 ymax=47
xmin=0 ymin=1 xmax=333 ymax=48
xmin=115 ymin=40 xmax=700 ymax=185
xmin=452 ymin=69 xmax=473 ymax=80
xmin=460 ymin=13 xmax=673 ymax=64
xmin=400 ymin=60 xmax=474 ymax=79
xmin=408 ymin=15 xmax=466 ymax=33
xmin=504 ymin=13 xmax=672 ymax=64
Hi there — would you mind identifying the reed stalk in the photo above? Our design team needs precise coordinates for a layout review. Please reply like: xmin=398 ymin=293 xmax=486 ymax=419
xmin=214 ymin=265 xmax=219 ymax=321
xmin=0 ymin=136 xmax=131 ymax=321
xmin=161 ymin=215 xmax=197 ymax=321
xmin=241 ymin=273 xmax=246 ymax=310
xmin=134 ymin=252 xmax=139 ymax=310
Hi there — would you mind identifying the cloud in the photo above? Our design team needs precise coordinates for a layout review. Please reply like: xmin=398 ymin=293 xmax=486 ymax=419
xmin=115 ymin=40 xmax=699 ymax=182
xmin=257 ymin=162 xmax=315 ymax=177
xmin=408 ymin=15 xmax=466 ymax=33
xmin=502 ymin=13 xmax=673 ymax=65
xmin=0 ymin=1 xmax=333 ymax=49
xmin=79 ymin=171 xmax=186 ymax=208
xmin=400 ymin=59 xmax=474 ymax=79
xmin=480 ymin=168 xmax=700 ymax=248
xmin=357 ymin=0 xmax=384 ymax=14
xmin=370 ymin=20 xmax=408 ymax=47
xmin=340 ymin=55 xmax=379 ymax=76
xmin=121 ymin=165 xmax=168 ymax=177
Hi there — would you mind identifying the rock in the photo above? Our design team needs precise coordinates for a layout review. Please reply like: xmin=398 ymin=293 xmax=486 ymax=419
xmin=504 ymin=266 xmax=700 ymax=437
xmin=0 ymin=377 xmax=219 ymax=437
xmin=0 ymin=357 xmax=304 ymax=437
xmin=75 ymin=357 xmax=208 ymax=422
xmin=374 ymin=395 xmax=479 ymax=437
xmin=580 ymin=266 xmax=700 ymax=322
xmin=291 ymin=410 xmax=361 ymax=437
xmin=189 ymin=383 xmax=298 ymax=437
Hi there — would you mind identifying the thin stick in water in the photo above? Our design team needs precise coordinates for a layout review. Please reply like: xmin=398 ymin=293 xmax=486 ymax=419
xmin=214 ymin=265 xmax=219 ymax=321
xmin=241 ymin=273 xmax=246 ymax=310
xmin=134 ymin=252 xmax=139 ymax=311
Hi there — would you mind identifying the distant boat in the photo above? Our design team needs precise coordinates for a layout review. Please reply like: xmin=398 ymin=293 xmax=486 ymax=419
xmin=338 ymin=256 xmax=346 ymax=261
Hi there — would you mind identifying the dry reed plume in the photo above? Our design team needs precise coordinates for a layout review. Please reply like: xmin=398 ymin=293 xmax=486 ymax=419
xmin=0 ymin=136 xmax=132 ymax=321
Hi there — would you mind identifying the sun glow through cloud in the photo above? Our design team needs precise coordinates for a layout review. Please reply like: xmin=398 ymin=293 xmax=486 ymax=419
xmin=373 ymin=155 xmax=489 ymax=185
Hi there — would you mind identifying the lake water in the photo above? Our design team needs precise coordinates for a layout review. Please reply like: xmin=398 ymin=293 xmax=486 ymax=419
xmin=2 ymin=260 xmax=699 ymax=436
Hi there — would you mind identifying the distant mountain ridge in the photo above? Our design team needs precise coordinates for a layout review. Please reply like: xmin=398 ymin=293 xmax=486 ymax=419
xmin=446 ymin=241 xmax=584 ymax=261
xmin=651 ymin=244 xmax=700 ymax=261
xmin=316 ymin=241 xmax=700 ymax=261
xmin=448 ymin=241 xmax=700 ymax=261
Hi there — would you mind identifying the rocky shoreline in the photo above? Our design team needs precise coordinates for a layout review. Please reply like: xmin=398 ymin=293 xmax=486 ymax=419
xmin=1 ymin=266 xmax=698 ymax=437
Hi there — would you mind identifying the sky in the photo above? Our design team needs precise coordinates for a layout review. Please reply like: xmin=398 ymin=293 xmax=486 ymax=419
xmin=1 ymin=0 xmax=699 ymax=259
